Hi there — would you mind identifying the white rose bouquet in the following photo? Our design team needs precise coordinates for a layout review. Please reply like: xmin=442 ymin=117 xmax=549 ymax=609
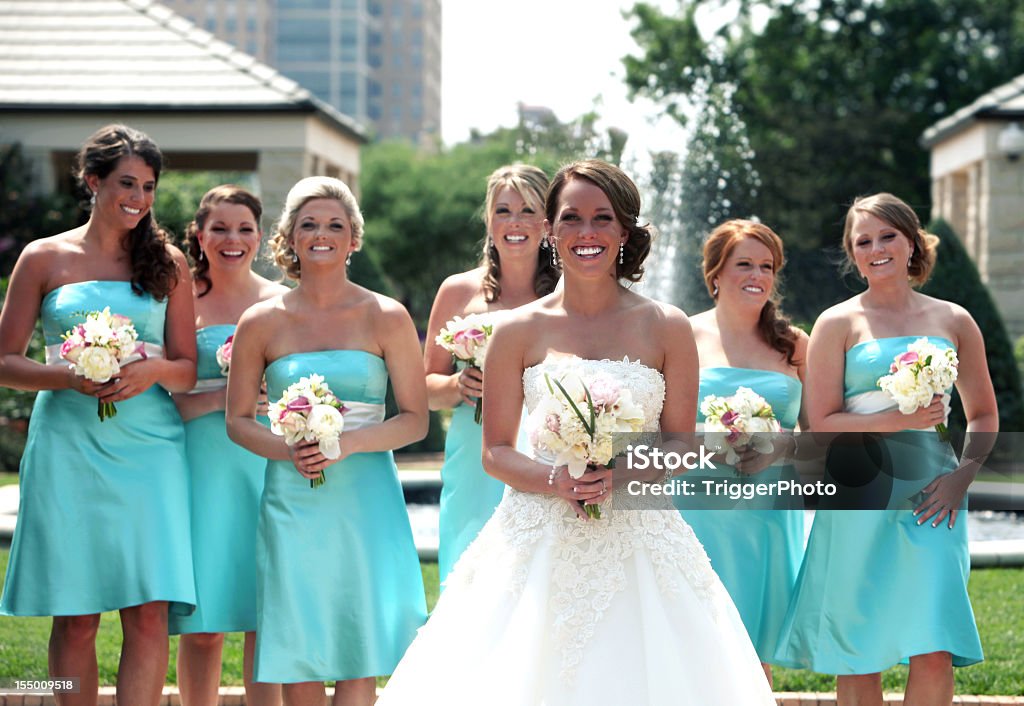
xmin=435 ymin=313 xmax=495 ymax=423
xmin=701 ymin=387 xmax=782 ymax=466
xmin=528 ymin=369 xmax=645 ymax=519
xmin=877 ymin=337 xmax=959 ymax=441
xmin=215 ymin=334 xmax=234 ymax=376
xmin=269 ymin=373 xmax=349 ymax=488
xmin=59 ymin=307 xmax=142 ymax=421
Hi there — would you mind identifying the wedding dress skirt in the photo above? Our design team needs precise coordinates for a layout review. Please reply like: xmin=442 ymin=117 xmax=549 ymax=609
xmin=378 ymin=357 xmax=776 ymax=705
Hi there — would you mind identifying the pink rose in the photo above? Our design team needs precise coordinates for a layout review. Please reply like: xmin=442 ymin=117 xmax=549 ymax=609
xmin=895 ymin=351 xmax=919 ymax=368
xmin=111 ymin=314 xmax=132 ymax=328
xmin=286 ymin=395 xmax=312 ymax=414
xmin=60 ymin=339 xmax=82 ymax=363
xmin=588 ymin=376 xmax=621 ymax=409
xmin=720 ymin=410 xmax=740 ymax=426
xmin=451 ymin=328 xmax=485 ymax=360
xmin=545 ymin=413 xmax=560 ymax=434
xmin=221 ymin=335 xmax=233 ymax=362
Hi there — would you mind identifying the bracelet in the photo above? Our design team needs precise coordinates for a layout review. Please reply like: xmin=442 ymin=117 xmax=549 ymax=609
xmin=547 ymin=466 xmax=558 ymax=487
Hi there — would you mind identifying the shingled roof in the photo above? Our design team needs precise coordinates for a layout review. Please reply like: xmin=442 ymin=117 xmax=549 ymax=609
xmin=0 ymin=0 xmax=367 ymax=142
xmin=921 ymin=74 xmax=1024 ymax=148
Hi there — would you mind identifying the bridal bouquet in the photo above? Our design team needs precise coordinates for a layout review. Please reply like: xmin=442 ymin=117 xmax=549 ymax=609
xmin=215 ymin=334 xmax=234 ymax=376
xmin=435 ymin=313 xmax=495 ymax=423
xmin=877 ymin=337 xmax=959 ymax=441
xmin=269 ymin=373 xmax=349 ymax=488
xmin=528 ymin=369 xmax=645 ymax=519
xmin=60 ymin=307 xmax=142 ymax=421
xmin=700 ymin=387 xmax=782 ymax=466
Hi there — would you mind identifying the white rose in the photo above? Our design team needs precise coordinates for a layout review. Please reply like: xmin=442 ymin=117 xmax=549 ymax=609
xmin=306 ymin=404 xmax=345 ymax=459
xmin=75 ymin=346 xmax=120 ymax=383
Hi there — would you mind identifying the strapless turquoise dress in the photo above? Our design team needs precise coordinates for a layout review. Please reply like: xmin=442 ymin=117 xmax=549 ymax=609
xmin=675 ymin=367 xmax=804 ymax=662
xmin=774 ymin=336 xmax=982 ymax=673
xmin=169 ymin=324 xmax=267 ymax=635
xmin=437 ymin=401 xmax=506 ymax=585
xmin=0 ymin=280 xmax=195 ymax=617
xmin=255 ymin=350 xmax=427 ymax=683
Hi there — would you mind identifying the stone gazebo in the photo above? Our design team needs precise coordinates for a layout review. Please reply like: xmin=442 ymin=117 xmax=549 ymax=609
xmin=0 ymin=0 xmax=368 ymax=215
xmin=922 ymin=75 xmax=1024 ymax=339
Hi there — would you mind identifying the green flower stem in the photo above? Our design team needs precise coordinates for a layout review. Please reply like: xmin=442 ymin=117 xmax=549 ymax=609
xmin=936 ymin=423 xmax=950 ymax=443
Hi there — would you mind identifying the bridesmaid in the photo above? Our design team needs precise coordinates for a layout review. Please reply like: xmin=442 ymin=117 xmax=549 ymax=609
xmin=424 ymin=163 xmax=558 ymax=584
xmin=775 ymin=193 xmax=997 ymax=705
xmin=0 ymin=124 xmax=197 ymax=705
xmin=169 ymin=186 xmax=285 ymax=706
xmin=679 ymin=219 xmax=808 ymax=686
xmin=225 ymin=176 xmax=428 ymax=706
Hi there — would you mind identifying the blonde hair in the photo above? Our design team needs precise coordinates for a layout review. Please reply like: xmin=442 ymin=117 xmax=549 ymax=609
xmin=479 ymin=163 xmax=557 ymax=302
xmin=270 ymin=176 xmax=364 ymax=280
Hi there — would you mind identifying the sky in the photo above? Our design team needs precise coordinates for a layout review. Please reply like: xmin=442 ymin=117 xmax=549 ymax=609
xmin=439 ymin=0 xmax=690 ymax=158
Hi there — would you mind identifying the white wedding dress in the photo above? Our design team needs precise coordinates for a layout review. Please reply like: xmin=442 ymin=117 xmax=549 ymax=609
xmin=378 ymin=357 xmax=776 ymax=705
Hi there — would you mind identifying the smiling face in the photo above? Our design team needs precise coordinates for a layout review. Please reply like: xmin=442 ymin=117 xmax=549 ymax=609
xmin=86 ymin=155 xmax=156 ymax=231
xmin=489 ymin=185 xmax=544 ymax=262
xmin=197 ymin=201 xmax=261 ymax=273
xmin=847 ymin=210 xmax=914 ymax=284
xmin=714 ymin=236 xmax=776 ymax=311
xmin=547 ymin=177 xmax=627 ymax=279
xmin=289 ymin=197 xmax=354 ymax=269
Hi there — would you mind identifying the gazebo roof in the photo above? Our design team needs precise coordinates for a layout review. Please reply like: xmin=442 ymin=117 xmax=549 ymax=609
xmin=922 ymin=73 xmax=1024 ymax=148
xmin=0 ymin=0 xmax=367 ymax=142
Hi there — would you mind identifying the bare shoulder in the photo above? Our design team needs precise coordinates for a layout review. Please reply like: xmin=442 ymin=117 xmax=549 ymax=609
xmin=365 ymin=288 xmax=414 ymax=326
xmin=638 ymin=296 xmax=692 ymax=332
xmin=433 ymin=268 xmax=484 ymax=309
xmin=688 ymin=308 xmax=717 ymax=334
xmin=255 ymin=273 xmax=290 ymax=299
xmin=238 ymin=289 xmax=287 ymax=329
xmin=811 ymin=299 xmax=857 ymax=337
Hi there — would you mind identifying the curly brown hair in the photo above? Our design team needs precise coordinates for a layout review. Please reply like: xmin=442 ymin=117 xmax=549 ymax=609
xmin=75 ymin=124 xmax=178 ymax=300
xmin=703 ymin=219 xmax=801 ymax=366
xmin=842 ymin=192 xmax=939 ymax=287
xmin=479 ymin=164 xmax=559 ymax=302
xmin=185 ymin=185 xmax=263 ymax=297
xmin=544 ymin=160 xmax=653 ymax=283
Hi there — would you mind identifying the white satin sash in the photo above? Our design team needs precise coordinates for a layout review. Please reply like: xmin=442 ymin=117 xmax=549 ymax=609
xmin=845 ymin=389 xmax=951 ymax=424
xmin=339 ymin=401 xmax=386 ymax=431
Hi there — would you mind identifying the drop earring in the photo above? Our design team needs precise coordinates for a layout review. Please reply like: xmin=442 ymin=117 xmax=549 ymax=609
xmin=89 ymin=191 xmax=96 ymax=207
xmin=346 ymin=252 xmax=353 ymax=266
xmin=618 ymin=242 xmax=625 ymax=265
xmin=712 ymin=282 xmax=719 ymax=297
xmin=550 ymin=242 xmax=559 ymax=267
xmin=198 ymin=249 xmax=205 ymax=261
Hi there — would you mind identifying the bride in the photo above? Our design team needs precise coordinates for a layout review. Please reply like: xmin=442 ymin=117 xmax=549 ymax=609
xmin=377 ymin=160 xmax=776 ymax=705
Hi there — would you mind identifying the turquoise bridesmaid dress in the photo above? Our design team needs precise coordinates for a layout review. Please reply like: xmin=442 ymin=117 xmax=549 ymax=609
xmin=0 ymin=280 xmax=195 ymax=616
xmin=169 ymin=324 xmax=267 ymax=635
xmin=437 ymin=400 xmax=505 ymax=585
xmin=676 ymin=367 xmax=804 ymax=662
xmin=255 ymin=350 xmax=427 ymax=683
xmin=774 ymin=336 xmax=983 ymax=673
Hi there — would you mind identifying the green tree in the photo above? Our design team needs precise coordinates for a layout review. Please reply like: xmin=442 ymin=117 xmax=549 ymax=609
xmin=624 ymin=0 xmax=1024 ymax=252
xmin=0 ymin=143 xmax=80 ymax=276
xmin=922 ymin=220 xmax=1024 ymax=433
xmin=361 ymin=109 xmax=624 ymax=329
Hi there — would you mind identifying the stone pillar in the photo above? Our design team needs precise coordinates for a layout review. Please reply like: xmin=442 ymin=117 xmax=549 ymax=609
xmin=983 ymin=154 xmax=1024 ymax=339
xmin=256 ymin=149 xmax=313 ymax=280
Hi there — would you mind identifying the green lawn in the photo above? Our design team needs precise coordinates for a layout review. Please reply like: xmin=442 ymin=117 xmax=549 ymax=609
xmin=0 ymin=472 xmax=19 ymax=487
xmin=0 ymin=550 xmax=439 ymax=686
xmin=0 ymin=550 xmax=1019 ymax=694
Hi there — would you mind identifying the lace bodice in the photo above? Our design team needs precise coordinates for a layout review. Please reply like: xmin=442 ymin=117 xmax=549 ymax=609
xmin=522 ymin=356 xmax=666 ymax=433
xmin=441 ymin=356 xmax=730 ymax=683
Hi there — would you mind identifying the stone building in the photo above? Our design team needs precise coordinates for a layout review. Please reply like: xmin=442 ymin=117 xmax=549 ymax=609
xmin=922 ymin=75 xmax=1024 ymax=339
